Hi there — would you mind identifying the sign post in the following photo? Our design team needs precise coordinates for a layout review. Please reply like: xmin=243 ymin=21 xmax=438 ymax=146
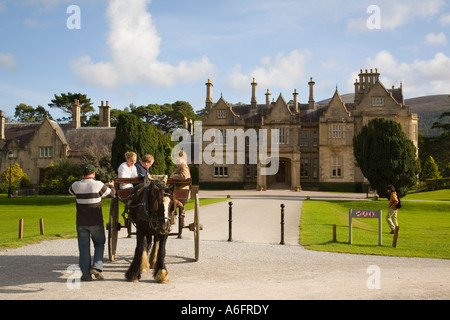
xmin=349 ymin=209 xmax=382 ymax=246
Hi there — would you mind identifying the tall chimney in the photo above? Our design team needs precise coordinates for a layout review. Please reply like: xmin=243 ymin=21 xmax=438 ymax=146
xmin=308 ymin=77 xmax=315 ymax=110
xmin=72 ymin=99 xmax=81 ymax=129
xmin=251 ymin=78 xmax=257 ymax=109
xmin=293 ymin=89 xmax=299 ymax=113
xmin=0 ymin=110 xmax=5 ymax=140
xmin=354 ymin=79 xmax=360 ymax=104
xmin=205 ymin=79 xmax=213 ymax=113
xmin=265 ymin=89 xmax=271 ymax=108
xmin=98 ymin=100 xmax=111 ymax=127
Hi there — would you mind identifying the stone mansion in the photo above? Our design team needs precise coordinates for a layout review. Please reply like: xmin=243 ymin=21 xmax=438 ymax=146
xmin=1 ymin=69 xmax=419 ymax=192
xmin=198 ymin=69 xmax=419 ymax=191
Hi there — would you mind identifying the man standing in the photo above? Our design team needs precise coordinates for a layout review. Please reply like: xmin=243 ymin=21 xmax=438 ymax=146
xmin=135 ymin=154 xmax=154 ymax=177
xmin=386 ymin=185 xmax=399 ymax=234
xmin=69 ymin=164 xmax=115 ymax=281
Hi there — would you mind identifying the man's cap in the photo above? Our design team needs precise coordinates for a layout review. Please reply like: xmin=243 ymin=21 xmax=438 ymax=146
xmin=83 ymin=164 xmax=96 ymax=175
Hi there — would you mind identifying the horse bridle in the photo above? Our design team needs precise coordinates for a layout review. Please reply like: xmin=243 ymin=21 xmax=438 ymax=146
xmin=127 ymin=184 xmax=173 ymax=233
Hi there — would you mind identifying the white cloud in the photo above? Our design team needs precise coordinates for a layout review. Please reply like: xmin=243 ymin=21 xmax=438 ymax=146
xmin=69 ymin=0 xmax=215 ymax=90
xmin=347 ymin=0 xmax=445 ymax=32
xmin=425 ymin=32 xmax=447 ymax=46
xmin=439 ymin=13 xmax=450 ymax=26
xmin=225 ymin=49 xmax=312 ymax=92
xmin=0 ymin=53 xmax=18 ymax=71
xmin=357 ymin=50 xmax=450 ymax=97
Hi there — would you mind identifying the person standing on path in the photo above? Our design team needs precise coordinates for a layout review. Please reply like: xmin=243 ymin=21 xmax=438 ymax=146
xmin=69 ymin=164 xmax=115 ymax=281
xmin=386 ymin=185 xmax=399 ymax=234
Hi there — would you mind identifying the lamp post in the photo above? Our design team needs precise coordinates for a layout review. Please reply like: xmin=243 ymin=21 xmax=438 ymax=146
xmin=7 ymin=151 xmax=13 ymax=198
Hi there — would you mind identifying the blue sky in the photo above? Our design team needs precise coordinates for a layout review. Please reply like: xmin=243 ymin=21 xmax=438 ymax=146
xmin=1 ymin=0 xmax=450 ymax=120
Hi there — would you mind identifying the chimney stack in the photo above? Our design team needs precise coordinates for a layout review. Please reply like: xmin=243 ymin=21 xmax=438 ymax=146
xmin=0 ymin=110 xmax=5 ymax=140
xmin=98 ymin=100 xmax=111 ymax=127
xmin=205 ymin=79 xmax=213 ymax=113
xmin=293 ymin=89 xmax=299 ymax=113
xmin=72 ymin=99 xmax=81 ymax=129
xmin=308 ymin=77 xmax=315 ymax=110
xmin=251 ymin=78 xmax=257 ymax=109
xmin=265 ymin=89 xmax=271 ymax=108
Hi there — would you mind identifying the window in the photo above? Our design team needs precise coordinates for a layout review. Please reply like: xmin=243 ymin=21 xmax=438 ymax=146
xmin=312 ymin=159 xmax=318 ymax=179
xmin=331 ymin=156 xmax=343 ymax=177
xmin=312 ymin=131 xmax=318 ymax=147
xmin=299 ymin=131 xmax=309 ymax=147
xmin=214 ymin=129 xmax=227 ymax=145
xmin=8 ymin=149 xmax=18 ymax=158
xmin=40 ymin=147 xmax=52 ymax=158
xmin=275 ymin=128 xmax=288 ymax=144
xmin=217 ymin=110 xmax=227 ymax=119
xmin=214 ymin=166 xmax=228 ymax=177
xmin=372 ymin=97 xmax=384 ymax=107
xmin=330 ymin=124 xmax=343 ymax=139
xmin=300 ymin=159 xmax=309 ymax=178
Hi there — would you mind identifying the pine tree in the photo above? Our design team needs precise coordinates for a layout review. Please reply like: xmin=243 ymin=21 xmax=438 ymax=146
xmin=353 ymin=118 xmax=420 ymax=198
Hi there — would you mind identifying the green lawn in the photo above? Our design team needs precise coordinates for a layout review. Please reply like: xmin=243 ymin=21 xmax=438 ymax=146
xmin=300 ymin=191 xmax=450 ymax=259
xmin=0 ymin=196 xmax=226 ymax=249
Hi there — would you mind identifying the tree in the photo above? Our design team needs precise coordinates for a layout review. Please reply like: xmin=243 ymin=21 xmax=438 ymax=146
xmin=80 ymin=146 xmax=117 ymax=183
xmin=48 ymin=92 xmax=93 ymax=123
xmin=421 ymin=156 xmax=442 ymax=181
xmin=39 ymin=160 xmax=80 ymax=194
xmin=111 ymin=113 xmax=176 ymax=175
xmin=14 ymin=103 xmax=52 ymax=122
xmin=432 ymin=110 xmax=450 ymax=132
xmin=130 ymin=100 xmax=198 ymax=133
xmin=353 ymin=118 xmax=420 ymax=198
xmin=0 ymin=162 xmax=30 ymax=193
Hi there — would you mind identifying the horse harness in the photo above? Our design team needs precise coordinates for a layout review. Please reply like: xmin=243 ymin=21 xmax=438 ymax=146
xmin=124 ymin=183 xmax=174 ymax=233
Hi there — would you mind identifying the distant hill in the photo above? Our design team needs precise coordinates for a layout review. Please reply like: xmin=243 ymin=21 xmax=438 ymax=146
xmin=318 ymin=94 xmax=450 ymax=137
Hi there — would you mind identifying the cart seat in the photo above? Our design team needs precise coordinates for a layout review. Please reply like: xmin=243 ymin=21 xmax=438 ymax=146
xmin=115 ymin=178 xmax=143 ymax=201
xmin=167 ymin=178 xmax=191 ymax=204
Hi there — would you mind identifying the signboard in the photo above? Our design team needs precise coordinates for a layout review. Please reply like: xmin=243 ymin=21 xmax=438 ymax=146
xmin=349 ymin=209 xmax=382 ymax=246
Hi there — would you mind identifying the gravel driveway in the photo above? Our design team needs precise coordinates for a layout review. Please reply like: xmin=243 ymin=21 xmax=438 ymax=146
xmin=0 ymin=190 xmax=449 ymax=300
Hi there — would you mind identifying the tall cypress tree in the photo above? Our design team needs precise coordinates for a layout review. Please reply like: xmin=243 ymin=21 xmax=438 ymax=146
xmin=111 ymin=113 xmax=175 ymax=175
xmin=353 ymin=118 xmax=420 ymax=198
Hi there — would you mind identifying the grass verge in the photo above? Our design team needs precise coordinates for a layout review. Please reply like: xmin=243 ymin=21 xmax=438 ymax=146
xmin=300 ymin=195 xmax=450 ymax=259
xmin=0 ymin=196 xmax=227 ymax=250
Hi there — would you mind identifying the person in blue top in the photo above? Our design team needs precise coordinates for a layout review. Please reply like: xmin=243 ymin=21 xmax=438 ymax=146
xmin=135 ymin=154 xmax=154 ymax=177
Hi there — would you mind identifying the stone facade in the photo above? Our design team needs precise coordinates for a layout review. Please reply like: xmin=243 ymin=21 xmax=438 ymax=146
xmin=0 ymin=101 xmax=115 ymax=186
xmin=199 ymin=69 xmax=419 ymax=191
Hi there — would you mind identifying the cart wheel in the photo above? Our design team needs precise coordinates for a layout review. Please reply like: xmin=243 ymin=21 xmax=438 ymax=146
xmin=194 ymin=194 xmax=200 ymax=261
xmin=108 ymin=197 xmax=119 ymax=262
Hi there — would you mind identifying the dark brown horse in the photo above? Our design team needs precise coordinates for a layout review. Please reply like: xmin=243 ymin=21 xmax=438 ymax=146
xmin=124 ymin=180 xmax=176 ymax=283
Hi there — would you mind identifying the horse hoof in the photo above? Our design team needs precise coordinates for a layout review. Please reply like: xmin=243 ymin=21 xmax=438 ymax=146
xmin=154 ymin=269 xmax=170 ymax=284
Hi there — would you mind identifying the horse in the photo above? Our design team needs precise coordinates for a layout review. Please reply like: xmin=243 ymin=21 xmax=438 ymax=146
xmin=124 ymin=180 xmax=176 ymax=283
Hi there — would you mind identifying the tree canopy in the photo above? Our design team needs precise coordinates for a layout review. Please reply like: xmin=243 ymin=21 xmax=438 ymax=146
xmin=111 ymin=113 xmax=176 ymax=175
xmin=14 ymin=103 xmax=52 ymax=122
xmin=48 ymin=92 xmax=93 ymax=123
xmin=353 ymin=118 xmax=420 ymax=198
xmin=130 ymin=100 xmax=198 ymax=133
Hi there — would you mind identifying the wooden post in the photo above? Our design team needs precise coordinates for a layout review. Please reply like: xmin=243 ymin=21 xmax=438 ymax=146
xmin=19 ymin=219 xmax=24 ymax=239
xmin=39 ymin=218 xmax=44 ymax=235
xmin=392 ymin=226 xmax=400 ymax=248
xmin=333 ymin=224 xmax=337 ymax=242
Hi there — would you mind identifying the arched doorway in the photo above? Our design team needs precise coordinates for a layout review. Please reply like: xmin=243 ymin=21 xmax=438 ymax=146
xmin=267 ymin=158 xmax=291 ymax=189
